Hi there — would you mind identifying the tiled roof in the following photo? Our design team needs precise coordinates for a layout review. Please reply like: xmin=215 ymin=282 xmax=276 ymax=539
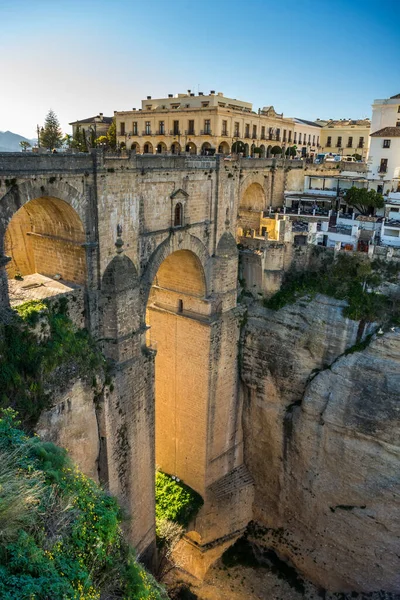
xmin=390 ymin=93 xmax=400 ymax=99
xmin=295 ymin=118 xmax=322 ymax=128
xmin=69 ymin=116 xmax=113 ymax=125
xmin=370 ymin=127 xmax=400 ymax=137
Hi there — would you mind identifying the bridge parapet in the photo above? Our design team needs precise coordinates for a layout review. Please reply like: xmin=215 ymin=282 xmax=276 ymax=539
xmin=0 ymin=152 xmax=94 ymax=174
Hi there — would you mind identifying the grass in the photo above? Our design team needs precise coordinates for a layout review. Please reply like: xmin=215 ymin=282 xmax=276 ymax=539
xmin=155 ymin=471 xmax=203 ymax=532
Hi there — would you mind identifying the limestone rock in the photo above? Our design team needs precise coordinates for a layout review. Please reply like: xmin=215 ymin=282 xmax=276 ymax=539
xmin=242 ymin=296 xmax=399 ymax=592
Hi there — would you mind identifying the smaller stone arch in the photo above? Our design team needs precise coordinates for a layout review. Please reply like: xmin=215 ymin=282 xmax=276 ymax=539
xmin=143 ymin=142 xmax=153 ymax=154
xmin=171 ymin=142 xmax=181 ymax=154
xmin=243 ymin=143 xmax=249 ymax=157
xmin=131 ymin=142 xmax=140 ymax=153
xmin=156 ymin=141 xmax=167 ymax=154
xmin=185 ymin=142 xmax=197 ymax=155
xmin=216 ymin=232 xmax=237 ymax=258
xmin=267 ymin=145 xmax=272 ymax=158
xmin=201 ymin=142 xmax=212 ymax=155
xmin=260 ymin=144 xmax=266 ymax=158
xmin=218 ymin=141 xmax=230 ymax=155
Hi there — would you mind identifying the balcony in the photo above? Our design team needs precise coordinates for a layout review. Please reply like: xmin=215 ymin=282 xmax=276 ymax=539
xmin=170 ymin=129 xmax=181 ymax=136
xmin=244 ymin=133 xmax=251 ymax=139
xmin=185 ymin=129 xmax=195 ymax=136
xmin=142 ymin=130 xmax=152 ymax=136
xmin=119 ymin=131 xmax=126 ymax=136
xmin=261 ymin=134 xmax=266 ymax=140
xmin=200 ymin=129 xmax=212 ymax=135
xmin=276 ymin=136 xmax=281 ymax=142
xmin=379 ymin=167 xmax=388 ymax=174
xmin=221 ymin=130 xmax=229 ymax=136
xmin=156 ymin=129 xmax=166 ymax=135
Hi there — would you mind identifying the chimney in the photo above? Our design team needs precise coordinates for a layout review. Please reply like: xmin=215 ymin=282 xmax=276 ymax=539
xmin=99 ymin=112 xmax=104 ymax=121
xmin=190 ymin=93 xmax=195 ymax=96
xmin=199 ymin=92 xmax=204 ymax=96
xmin=132 ymin=108 xmax=136 ymax=111
xmin=168 ymin=94 xmax=173 ymax=98
xmin=187 ymin=89 xmax=191 ymax=94
xmin=147 ymin=96 xmax=151 ymax=99
xmin=210 ymin=90 xmax=215 ymax=94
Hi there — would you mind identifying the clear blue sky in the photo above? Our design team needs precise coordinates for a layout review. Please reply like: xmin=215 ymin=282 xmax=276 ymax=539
xmin=1 ymin=0 xmax=399 ymax=138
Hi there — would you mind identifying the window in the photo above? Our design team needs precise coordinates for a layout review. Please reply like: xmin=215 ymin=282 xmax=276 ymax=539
xmin=317 ymin=136 xmax=319 ymax=146
xmin=379 ymin=158 xmax=388 ymax=173
xmin=178 ymin=299 xmax=183 ymax=313
xmin=294 ymin=132 xmax=297 ymax=143
xmin=173 ymin=120 xmax=180 ymax=135
xmin=261 ymin=126 xmax=265 ymax=139
xmin=120 ymin=122 xmax=125 ymax=135
xmin=377 ymin=184 xmax=384 ymax=195
xmin=222 ymin=120 xmax=228 ymax=135
xmin=204 ymin=119 xmax=211 ymax=134
xmin=288 ymin=131 xmax=292 ymax=142
xmin=188 ymin=120 xmax=195 ymax=135
xmin=337 ymin=136 xmax=342 ymax=147
xmin=159 ymin=121 xmax=165 ymax=135
xmin=383 ymin=139 xmax=391 ymax=148
xmin=283 ymin=129 xmax=287 ymax=142
xmin=245 ymin=124 xmax=250 ymax=138
xmin=398 ymin=106 xmax=400 ymax=112
xmin=201 ymin=102 xmax=209 ymax=107
xmin=298 ymin=133 xmax=302 ymax=144
xmin=359 ymin=137 xmax=364 ymax=148
xmin=145 ymin=121 xmax=151 ymax=135
xmin=252 ymin=125 xmax=257 ymax=138
xmin=347 ymin=136 xmax=353 ymax=148
xmin=234 ymin=122 xmax=240 ymax=137
xmin=276 ymin=128 xmax=281 ymax=141
xmin=397 ymin=121 xmax=400 ymax=127
xmin=326 ymin=136 xmax=331 ymax=147
xmin=132 ymin=121 xmax=138 ymax=135
xmin=308 ymin=134 xmax=311 ymax=144
xmin=174 ymin=202 xmax=183 ymax=227
xmin=312 ymin=135 xmax=315 ymax=145
xmin=269 ymin=127 xmax=273 ymax=140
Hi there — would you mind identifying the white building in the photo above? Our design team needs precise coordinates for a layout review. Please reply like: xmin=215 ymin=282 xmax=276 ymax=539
xmin=368 ymin=94 xmax=400 ymax=198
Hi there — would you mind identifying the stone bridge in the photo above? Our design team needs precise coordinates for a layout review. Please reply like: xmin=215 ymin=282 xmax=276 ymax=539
xmin=0 ymin=151 xmax=303 ymax=574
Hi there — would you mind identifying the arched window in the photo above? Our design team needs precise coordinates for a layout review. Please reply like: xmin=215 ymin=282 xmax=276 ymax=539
xmin=174 ymin=202 xmax=183 ymax=227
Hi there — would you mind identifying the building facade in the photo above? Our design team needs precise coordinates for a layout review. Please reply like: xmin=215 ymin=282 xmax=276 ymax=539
xmin=69 ymin=113 xmax=113 ymax=139
xmin=318 ymin=119 xmax=371 ymax=160
xmin=115 ymin=90 xmax=298 ymax=157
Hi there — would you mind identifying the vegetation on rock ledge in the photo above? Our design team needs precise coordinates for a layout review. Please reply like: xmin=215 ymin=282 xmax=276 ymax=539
xmin=264 ymin=253 xmax=400 ymax=324
xmin=0 ymin=299 xmax=106 ymax=430
xmin=0 ymin=410 xmax=167 ymax=600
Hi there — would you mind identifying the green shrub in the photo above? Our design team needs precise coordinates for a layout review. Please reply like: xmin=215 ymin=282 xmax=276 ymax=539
xmin=264 ymin=253 xmax=400 ymax=324
xmin=0 ymin=410 xmax=167 ymax=600
xmin=155 ymin=471 xmax=203 ymax=531
xmin=0 ymin=300 xmax=106 ymax=429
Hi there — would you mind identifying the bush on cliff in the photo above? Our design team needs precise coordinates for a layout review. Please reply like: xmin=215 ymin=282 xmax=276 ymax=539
xmin=0 ymin=409 xmax=167 ymax=600
xmin=264 ymin=253 xmax=400 ymax=323
xmin=0 ymin=299 xmax=106 ymax=429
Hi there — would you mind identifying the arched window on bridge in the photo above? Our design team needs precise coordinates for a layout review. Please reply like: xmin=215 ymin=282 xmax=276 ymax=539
xmin=174 ymin=202 xmax=183 ymax=227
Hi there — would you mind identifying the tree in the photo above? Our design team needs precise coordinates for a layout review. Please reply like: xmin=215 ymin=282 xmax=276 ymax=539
xmin=285 ymin=145 xmax=297 ymax=157
xmin=94 ymin=135 xmax=108 ymax=148
xmin=344 ymin=186 xmax=384 ymax=216
xmin=271 ymin=145 xmax=283 ymax=156
xmin=19 ymin=141 xmax=31 ymax=152
xmin=39 ymin=109 xmax=63 ymax=150
xmin=107 ymin=118 xmax=116 ymax=150
xmin=71 ymin=126 xmax=87 ymax=152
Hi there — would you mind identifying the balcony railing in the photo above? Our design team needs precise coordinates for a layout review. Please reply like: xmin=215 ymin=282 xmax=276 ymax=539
xmin=234 ymin=131 xmax=240 ymax=137
xmin=261 ymin=134 xmax=266 ymax=140
xmin=119 ymin=131 xmax=126 ymax=136
xmin=221 ymin=130 xmax=229 ymax=136
xmin=185 ymin=129 xmax=195 ymax=136
xmin=156 ymin=129 xmax=166 ymax=135
xmin=244 ymin=133 xmax=251 ymax=139
xmin=276 ymin=136 xmax=281 ymax=142
xmin=200 ymin=129 xmax=212 ymax=135
xmin=379 ymin=167 xmax=388 ymax=173
xmin=142 ymin=130 xmax=152 ymax=136
xmin=170 ymin=129 xmax=181 ymax=136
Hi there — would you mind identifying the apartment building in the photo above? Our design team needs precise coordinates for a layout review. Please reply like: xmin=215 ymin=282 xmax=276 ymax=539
xmin=318 ymin=118 xmax=371 ymax=160
xmin=114 ymin=90 xmax=296 ymax=157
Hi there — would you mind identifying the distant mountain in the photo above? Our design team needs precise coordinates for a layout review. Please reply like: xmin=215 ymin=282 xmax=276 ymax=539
xmin=0 ymin=131 xmax=37 ymax=152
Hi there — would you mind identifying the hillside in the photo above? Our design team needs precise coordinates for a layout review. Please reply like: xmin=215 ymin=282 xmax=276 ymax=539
xmin=0 ymin=131 xmax=36 ymax=152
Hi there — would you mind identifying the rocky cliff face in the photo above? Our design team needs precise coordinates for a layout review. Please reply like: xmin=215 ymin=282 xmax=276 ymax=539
xmin=241 ymin=295 xmax=400 ymax=593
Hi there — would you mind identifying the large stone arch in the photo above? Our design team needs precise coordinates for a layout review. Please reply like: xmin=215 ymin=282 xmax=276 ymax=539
xmin=0 ymin=180 xmax=88 ymax=247
xmin=238 ymin=178 xmax=268 ymax=238
xmin=140 ymin=232 xmax=211 ymax=312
